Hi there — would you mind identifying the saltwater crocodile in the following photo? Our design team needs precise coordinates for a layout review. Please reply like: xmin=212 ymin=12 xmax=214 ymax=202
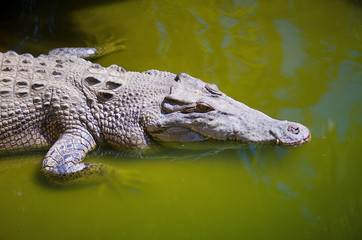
xmin=0 ymin=47 xmax=311 ymax=182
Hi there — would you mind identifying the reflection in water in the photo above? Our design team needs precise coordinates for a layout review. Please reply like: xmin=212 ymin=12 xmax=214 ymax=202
xmin=155 ymin=20 xmax=169 ymax=56
xmin=310 ymin=73 xmax=362 ymax=141
xmin=151 ymin=1 xmax=264 ymax=87
xmin=274 ymin=19 xmax=306 ymax=79
xmin=239 ymin=145 xmax=318 ymax=225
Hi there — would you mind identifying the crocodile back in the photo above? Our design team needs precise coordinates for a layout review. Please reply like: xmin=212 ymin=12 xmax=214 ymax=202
xmin=0 ymin=51 xmax=89 ymax=96
xmin=0 ymin=50 xmax=178 ymax=153
xmin=0 ymin=51 xmax=90 ymax=152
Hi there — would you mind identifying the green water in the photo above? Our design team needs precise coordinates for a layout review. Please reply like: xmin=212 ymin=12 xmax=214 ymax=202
xmin=0 ymin=0 xmax=361 ymax=239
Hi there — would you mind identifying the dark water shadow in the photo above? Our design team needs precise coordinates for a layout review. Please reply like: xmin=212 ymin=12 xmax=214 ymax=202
xmin=33 ymin=159 xmax=144 ymax=196
xmin=0 ymin=0 xmax=130 ymax=53
xmin=89 ymin=140 xmax=255 ymax=164
xmin=347 ymin=0 xmax=362 ymax=7
xmin=0 ymin=149 xmax=47 ymax=161
xmin=1 ymin=140 xmax=305 ymax=195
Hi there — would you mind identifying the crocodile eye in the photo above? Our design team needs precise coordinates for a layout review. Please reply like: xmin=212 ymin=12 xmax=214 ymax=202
xmin=205 ymin=83 xmax=222 ymax=96
xmin=196 ymin=101 xmax=214 ymax=113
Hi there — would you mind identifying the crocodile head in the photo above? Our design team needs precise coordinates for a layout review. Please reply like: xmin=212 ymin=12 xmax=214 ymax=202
xmin=147 ymin=73 xmax=311 ymax=146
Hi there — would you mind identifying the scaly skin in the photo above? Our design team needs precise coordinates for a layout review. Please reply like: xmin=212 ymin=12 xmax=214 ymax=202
xmin=0 ymin=48 xmax=311 ymax=183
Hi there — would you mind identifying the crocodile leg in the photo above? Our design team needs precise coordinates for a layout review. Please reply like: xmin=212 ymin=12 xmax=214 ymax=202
xmin=48 ymin=40 xmax=125 ymax=59
xmin=41 ymin=128 xmax=107 ymax=184
xmin=48 ymin=47 xmax=100 ymax=59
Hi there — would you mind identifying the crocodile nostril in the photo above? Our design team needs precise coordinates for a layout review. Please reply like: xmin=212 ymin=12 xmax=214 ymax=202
xmin=287 ymin=124 xmax=300 ymax=135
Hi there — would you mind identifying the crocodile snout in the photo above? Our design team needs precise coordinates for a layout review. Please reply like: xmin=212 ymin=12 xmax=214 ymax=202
xmin=271 ymin=121 xmax=311 ymax=146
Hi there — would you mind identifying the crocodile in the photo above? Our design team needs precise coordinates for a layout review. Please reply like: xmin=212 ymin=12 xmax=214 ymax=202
xmin=0 ymin=47 xmax=311 ymax=183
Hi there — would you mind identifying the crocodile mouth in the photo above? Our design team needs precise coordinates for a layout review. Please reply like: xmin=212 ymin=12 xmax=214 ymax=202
xmin=275 ymin=131 xmax=311 ymax=146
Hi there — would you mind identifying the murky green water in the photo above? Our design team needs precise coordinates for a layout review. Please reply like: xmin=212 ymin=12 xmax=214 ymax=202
xmin=0 ymin=0 xmax=361 ymax=239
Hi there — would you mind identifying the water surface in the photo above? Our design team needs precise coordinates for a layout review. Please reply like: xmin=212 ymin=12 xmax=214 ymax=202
xmin=0 ymin=0 xmax=361 ymax=239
